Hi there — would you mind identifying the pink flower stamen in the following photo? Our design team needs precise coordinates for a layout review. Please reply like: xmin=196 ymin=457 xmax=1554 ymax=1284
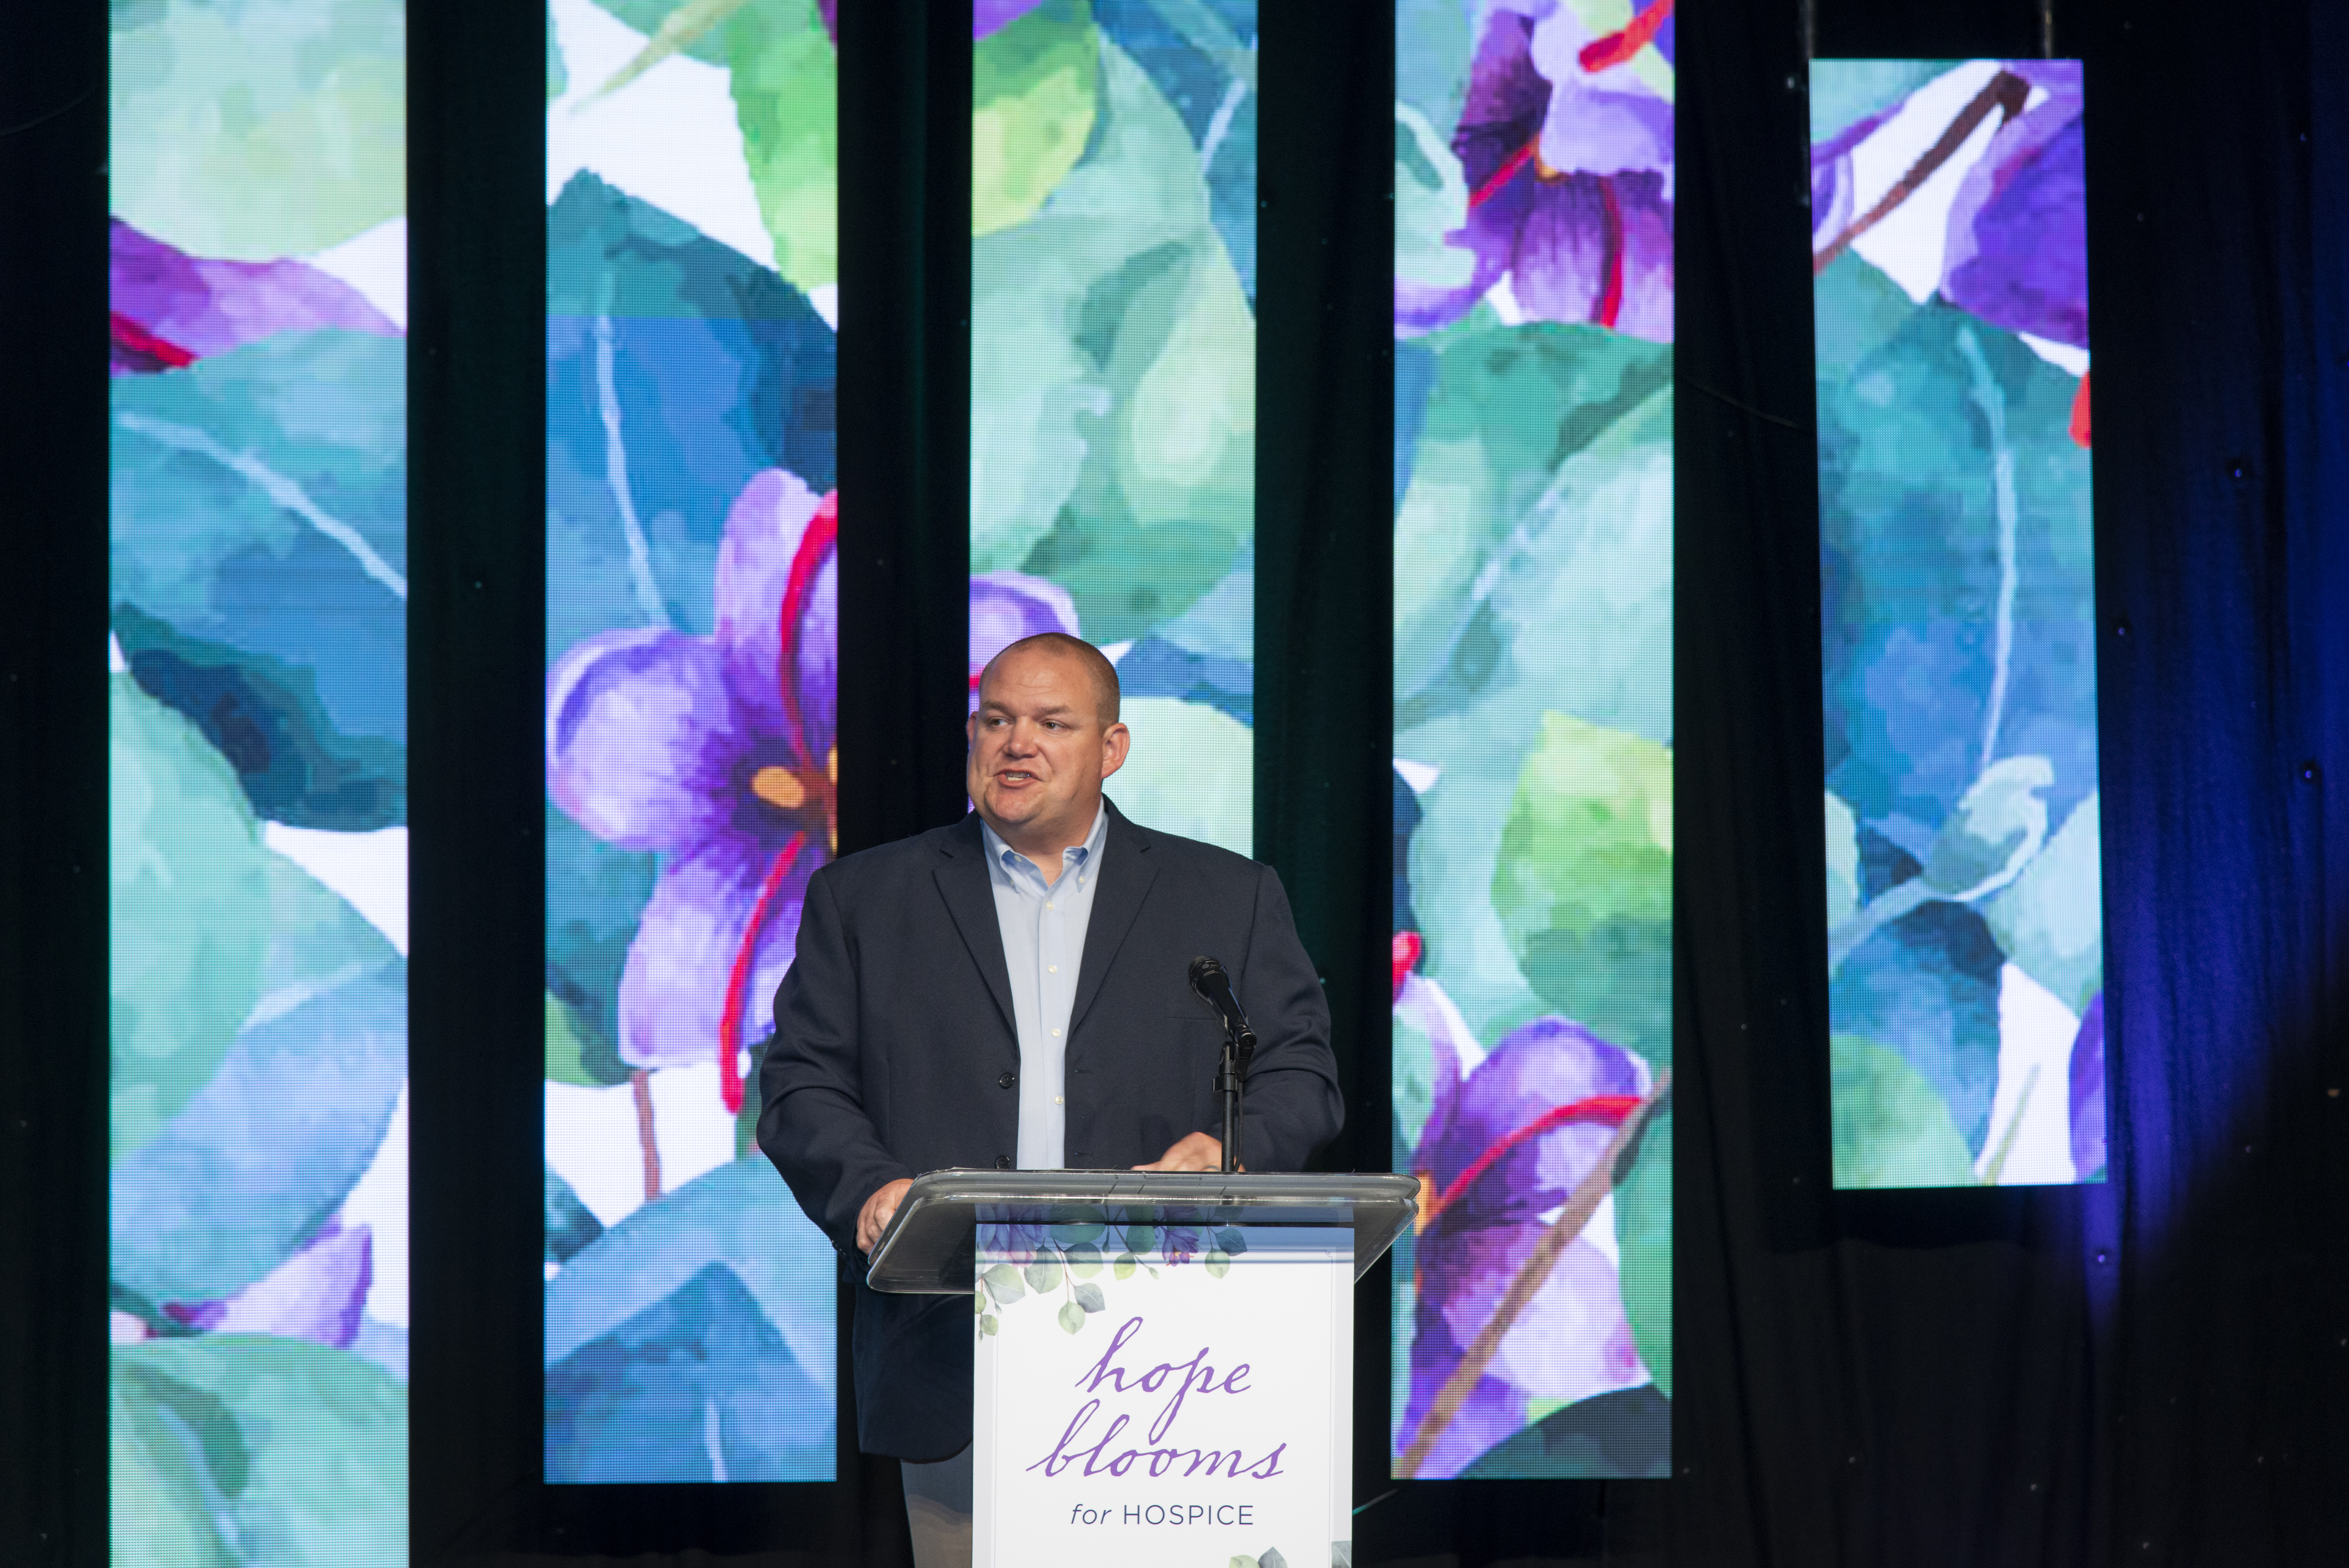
xmin=1419 ymin=1093 xmax=1643 ymax=1231
xmin=775 ymin=490 xmax=839 ymax=767
xmin=1577 ymin=0 xmax=1673 ymax=75
xmin=1469 ymin=137 xmax=1541 ymax=210
xmin=110 ymin=311 xmax=195 ymax=370
xmin=1593 ymin=177 xmax=1625 ymax=330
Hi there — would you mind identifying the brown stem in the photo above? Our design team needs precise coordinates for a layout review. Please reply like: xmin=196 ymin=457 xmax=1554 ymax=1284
xmin=1396 ymin=1070 xmax=1672 ymax=1480
xmin=632 ymin=1069 xmax=664 ymax=1203
xmin=1814 ymin=70 xmax=2030 ymax=274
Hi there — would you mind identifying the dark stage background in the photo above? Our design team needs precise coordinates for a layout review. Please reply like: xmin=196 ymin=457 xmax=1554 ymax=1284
xmin=5 ymin=0 xmax=2347 ymax=1563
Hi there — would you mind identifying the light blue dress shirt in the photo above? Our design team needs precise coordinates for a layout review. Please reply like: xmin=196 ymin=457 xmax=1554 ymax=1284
xmin=981 ymin=804 xmax=1108 ymax=1169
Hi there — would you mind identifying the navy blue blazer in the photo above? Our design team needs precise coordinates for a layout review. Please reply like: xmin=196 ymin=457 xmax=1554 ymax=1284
xmin=758 ymin=799 xmax=1345 ymax=1459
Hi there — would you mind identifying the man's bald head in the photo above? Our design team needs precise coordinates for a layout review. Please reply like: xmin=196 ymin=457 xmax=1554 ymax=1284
xmin=978 ymin=632 xmax=1121 ymax=725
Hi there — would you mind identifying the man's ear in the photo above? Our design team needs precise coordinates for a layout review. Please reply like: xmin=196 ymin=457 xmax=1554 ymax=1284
xmin=1100 ymin=721 xmax=1131 ymax=780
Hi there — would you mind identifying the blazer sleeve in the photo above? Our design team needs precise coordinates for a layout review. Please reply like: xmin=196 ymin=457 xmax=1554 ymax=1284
xmin=759 ymin=864 xmax=914 ymax=1252
xmin=1235 ymin=863 xmax=1347 ymax=1169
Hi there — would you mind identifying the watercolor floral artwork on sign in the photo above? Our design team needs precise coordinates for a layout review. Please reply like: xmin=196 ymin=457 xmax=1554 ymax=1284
xmin=1810 ymin=60 xmax=2100 ymax=1190
xmin=1392 ymin=0 xmax=1675 ymax=1480
xmin=967 ymin=0 xmax=1260 ymax=854
xmin=109 ymin=0 xmax=412 ymax=1557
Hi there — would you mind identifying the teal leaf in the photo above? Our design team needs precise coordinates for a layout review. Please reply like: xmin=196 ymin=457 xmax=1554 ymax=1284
xmin=1058 ymin=1300 xmax=1088 ymax=1334
xmin=1212 ymin=1227 xmax=1247 ymax=1255
xmin=972 ymin=38 xmax=1251 ymax=644
xmin=545 ymin=803 xmax=658 ymax=1069
xmin=1103 ymin=698 xmax=1252 ymax=855
xmin=546 ymin=991 xmax=629 ymax=1088
xmin=546 ymin=1164 xmax=605 ymax=1265
xmin=112 ymin=1336 xmax=406 ymax=1567
xmin=109 ymin=677 xmax=273 ymax=1162
xmin=1397 ymin=0 xmax=1474 ymax=131
xmin=1980 ymin=791 xmax=2103 ymax=1015
xmin=547 ymin=3 xmax=568 ymax=98
xmin=1123 ymin=1224 xmax=1153 ymax=1256
xmin=1825 ymin=792 xmax=1861 ymax=928
xmin=1066 ymin=1243 xmax=1104 ymax=1278
xmin=109 ymin=0 xmax=405 ymax=259
xmin=1921 ymin=755 xmax=2052 ymax=900
xmin=1613 ymin=1105 xmax=1672 ymax=1397
xmin=1809 ymin=59 xmax=1946 ymax=143
xmin=111 ymin=331 xmax=409 ymax=830
xmin=1048 ymin=1222 xmax=1106 ymax=1246
xmin=984 ymin=1263 xmax=1027 ymax=1305
xmin=1831 ymin=1034 xmax=1981 ymax=1189
xmin=1830 ymin=897 xmax=2003 ymax=1157
xmin=545 ymin=1157 xmax=837 ymax=1480
xmin=1491 ymin=714 xmax=1674 ymax=1063
xmin=1072 ymin=1282 xmax=1105 ymax=1314
xmin=111 ymin=850 xmax=403 ymax=1303
xmin=1024 ymin=1256 xmax=1064 ymax=1293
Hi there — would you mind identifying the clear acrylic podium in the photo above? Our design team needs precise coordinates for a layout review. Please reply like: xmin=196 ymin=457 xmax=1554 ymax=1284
xmin=868 ymin=1170 xmax=1419 ymax=1568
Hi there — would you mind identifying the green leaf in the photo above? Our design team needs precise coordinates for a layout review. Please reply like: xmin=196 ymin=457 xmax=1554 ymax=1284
xmin=1395 ymin=103 xmax=1474 ymax=298
xmin=1048 ymin=1222 xmax=1105 ymax=1246
xmin=1825 ymin=792 xmax=1861 ymax=929
xmin=1212 ymin=1227 xmax=1247 ymax=1255
xmin=972 ymin=39 xmax=1252 ymax=643
xmin=973 ymin=0 xmax=1099 ymax=238
xmin=112 ymin=1336 xmax=406 ymax=1567
xmin=981 ymin=1313 xmax=999 ymax=1336
xmin=109 ymin=0 xmax=405 ymax=259
xmin=546 ymin=1164 xmax=605 ymax=1264
xmin=1023 ymin=1256 xmax=1064 ymax=1293
xmin=974 ymin=1287 xmax=986 ymax=1315
xmin=1072 ymin=1282 xmax=1106 ymax=1313
xmin=1980 ymin=792 xmax=2103 ymax=1015
xmin=1809 ymin=59 xmax=1946 ymax=143
xmin=984 ymin=1263 xmax=1027 ymax=1305
xmin=110 ymin=676 xmax=273 ymax=1161
xmin=1103 ymin=699 xmax=1251 ymax=856
xmin=1066 ymin=1242 xmax=1104 ymax=1278
xmin=1614 ymin=1105 xmax=1671 ymax=1398
xmin=1831 ymin=1034 xmax=1981 ymax=1189
xmin=1113 ymin=1253 xmax=1137 ymax=1280
xmin=1058 ymin=1300 xmax=1088 ymax=1334
xmin=1491 ymin=713 xmax=1674 ymax=1062
xmin=1123 ymin=1224 xmax=1153 ymax=1257
xmin=1921 ymin=755 xmax=2052 ymax=900
xmin=547 ymin=992 xmax=627 ymax=1087
xmin=727 ymin=0 xmax=840 ymax=291
xmin=1204 ymin=1249 xmax=1230 ymax=1278
xmin=1397 ymin=0 xmax=1475 ymax=129
xmin=1230 ymin=1557 xmax=1258 ymax=1568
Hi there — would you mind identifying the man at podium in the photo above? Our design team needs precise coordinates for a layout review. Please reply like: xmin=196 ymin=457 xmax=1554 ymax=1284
xmin=759 ymin=631 xmax=1344 ymax=1566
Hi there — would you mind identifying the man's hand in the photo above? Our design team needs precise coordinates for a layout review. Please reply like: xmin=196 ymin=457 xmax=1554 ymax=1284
xmin=857 ymin=1177 xmax=914 ymax=1253
xmin=1133 ymin=1132 xmax=1234 ymax=1173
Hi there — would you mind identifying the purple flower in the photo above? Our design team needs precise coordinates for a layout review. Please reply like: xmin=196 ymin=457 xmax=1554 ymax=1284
xmin=968 ymin=571 xmax=1080 ymax=710
xmin=164 ymin=1222 xmax=373 ymax=1349
xmin=977 ymin=1221 xmax=1051 ymax=1264
xmin=2069 ymin=992 xmax=2104 ymax=1178
xmin=109 ymin=218 xmax=398 ymax=374
xmin=547 ymin=471 xmax=840 ymax=1111
xmin=1397 ymin=0 xmax=1674 ymax=343
xmin=1399 ymin=1014 xmax=1652 ymax=1477
xmin=974 ymin=0 xmax=1048 ymax=38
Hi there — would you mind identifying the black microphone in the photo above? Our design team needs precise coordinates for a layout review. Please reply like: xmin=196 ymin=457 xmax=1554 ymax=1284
xmin=1188 ymin=955 xmax=1257 ymax=1069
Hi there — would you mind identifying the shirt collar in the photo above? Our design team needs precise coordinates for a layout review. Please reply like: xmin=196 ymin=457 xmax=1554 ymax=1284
xmin=981 ymin=802 xmax=1109 ymax=880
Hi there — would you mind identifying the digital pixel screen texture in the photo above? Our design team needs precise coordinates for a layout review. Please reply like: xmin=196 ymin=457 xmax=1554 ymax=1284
xmin=969 ymin=0 xmax=1259 ymax=855
xmin=542 ymin=0 xmax=841 ymax=1483
xmin=1810 ymin=60 xmax=2103 ymax=1191
xmin=1390 ymin=0 xmax=1675 ymax=1480
xmin=108 ymin=0 xmax=413 ymax=1558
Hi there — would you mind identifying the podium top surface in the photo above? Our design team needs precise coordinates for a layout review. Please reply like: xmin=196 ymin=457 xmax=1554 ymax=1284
xmin=864 ymin=1168 xmax=1420 ymax=1294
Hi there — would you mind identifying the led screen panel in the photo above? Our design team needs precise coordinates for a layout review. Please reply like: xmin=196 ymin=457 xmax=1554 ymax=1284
xmin=1390 ymin=0 xmax=1675 ymax=1480
xmin=1810 ymin=60 xmax=2102 ymax=1189
xmin=542 ymin=0 xmax=840 ymax=1481
xmin=108 ymin=0 xmax=412 ymax=1556
xmin=969 ymin=0 xmax=1258 ymax=853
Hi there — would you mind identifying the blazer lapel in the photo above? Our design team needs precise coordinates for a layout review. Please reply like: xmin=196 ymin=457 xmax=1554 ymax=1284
xmin=1070 ymin=800 xmax=1158 ymax=1035
xmin=934 ymin=815 xmax=1017 ymax=1037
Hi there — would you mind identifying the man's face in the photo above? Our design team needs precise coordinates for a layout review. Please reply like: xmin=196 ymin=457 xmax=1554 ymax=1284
xmin=966 ymin=647 xmax=1129 ymax=846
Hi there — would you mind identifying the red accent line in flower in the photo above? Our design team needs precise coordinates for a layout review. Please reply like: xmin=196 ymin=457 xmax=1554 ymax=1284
xmin=1469 ymin=137 xmax=1541 ymax=210
xmin=1593 ymin=178 xmax=1625 ymax=330
xmin=2069 ymin=371 xmax=2091 ymax=448
xmin=1391 ymin=930 xmax=1424 ymax=1003
xmin=110 ymin=311 xmax=196 ymax=369
xmin=1423 ymin=1093 xmax=1644 ymax=1228
xmin=718 ymin=832 xmax=808 ymax=1114
xmin=775 ymin=490 xmax=839 ymax=767
xmin=1578 ymin=0 xmax=1674 ymax=74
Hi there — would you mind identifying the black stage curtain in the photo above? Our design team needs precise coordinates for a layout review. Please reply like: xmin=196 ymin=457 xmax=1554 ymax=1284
xmin=4 ymin=0 xmax=2347 ymax=1564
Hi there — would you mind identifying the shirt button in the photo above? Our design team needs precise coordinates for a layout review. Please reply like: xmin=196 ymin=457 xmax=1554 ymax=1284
xmin=998 ymin=1071 xmax=1017 ymax=1089
xmin=1048 ymin=964 xmax=1057 ymax=973
xmin=995 ymin=1154 xmax=1013 ymax=1169
xmin=1055 ymin=1095 xmax=1065 ymax=1105
xmin=1045 ymin=903 xmax=1054 ymax=911
xmin=1051 ymin=1028 xmax=1060 ymax=1037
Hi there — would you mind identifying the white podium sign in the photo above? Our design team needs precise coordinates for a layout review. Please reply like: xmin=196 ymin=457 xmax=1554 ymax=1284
xmin=972 ymin=1223 xmax=1354 ymax=1568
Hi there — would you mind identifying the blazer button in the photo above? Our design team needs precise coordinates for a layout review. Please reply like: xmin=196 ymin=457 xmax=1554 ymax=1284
xmin=995 ymin=1154 xmax=1013 ymax=1169
xmin=998 ymin=1070 xmax=1017 ymax=1089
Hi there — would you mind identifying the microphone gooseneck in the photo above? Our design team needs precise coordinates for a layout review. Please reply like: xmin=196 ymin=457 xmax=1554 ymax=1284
xmin=1190 ymin=955 xmax=1254 ymax=1174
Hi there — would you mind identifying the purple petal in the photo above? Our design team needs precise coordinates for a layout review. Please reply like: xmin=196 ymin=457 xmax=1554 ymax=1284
xmin=169 ymin=1222 xmax=374 ymax=1348
xmin=974 ymin=0 xmax=1046 ymax=39
xmin=1393 ymin=970 xmax=1473 ymax=1164
xmin=1940 ymin=94 xmax=2087 ymax=348
xmin=1457 ymin=10 xmax=1548 ymax=177
xmin=1504 ymin=170 xmax=1674 ymax=343
xmin=618 ymin=832 xmax=816 ymax=1071
xmin=969 ymin=572 xmax=1080 ymax=705
xmin=714 ymin=469 xmax=832 ymax=751
xmin=1400 ymin=1325 xmax=1526 ymax=1479
xmin=1529 ymin=10 xmax=1673 ymax=186
xmin=1422 ymin=1018 xmax=1649 ymax=1227
xmin=110 ymin=219 xmax=398 ymax=373
xmin=1431 ymin=1226 xmax=1644 ymax=1400
xmin=2068 ymin=992 xmax=2105 ymax=1177
xmin=548 ymin=629 xmax=747 ymax=853
xmin=1810 ymin=110 xmax=1895 ymax=252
